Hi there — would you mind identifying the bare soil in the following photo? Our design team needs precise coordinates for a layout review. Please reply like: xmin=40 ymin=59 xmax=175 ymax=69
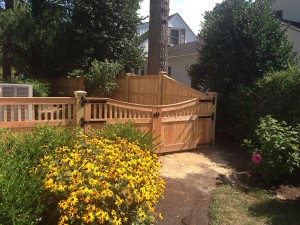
xmin=156 ymin=141 xmax=300 ymax=225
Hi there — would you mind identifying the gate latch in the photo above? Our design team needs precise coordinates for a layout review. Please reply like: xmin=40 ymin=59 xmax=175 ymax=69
xmin=152 ymin=112 xmax=160 ymax=118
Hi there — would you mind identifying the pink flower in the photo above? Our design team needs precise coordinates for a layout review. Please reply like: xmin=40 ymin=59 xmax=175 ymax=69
xmin=252 ymin=153 xmax=262 ymax=164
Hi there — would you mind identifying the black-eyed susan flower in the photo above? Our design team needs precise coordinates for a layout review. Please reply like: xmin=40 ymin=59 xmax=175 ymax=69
xmin=37 ymin=134 xmax=165 ymax=225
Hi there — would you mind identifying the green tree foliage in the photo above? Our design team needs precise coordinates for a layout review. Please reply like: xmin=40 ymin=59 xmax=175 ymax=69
xmin=70 ymin=0 xmax=144 ymax=73
xmin=0 ymin=0 xmax=71 ymax=78
xmin=0 ymin=0 xmax=143 ymax=79
xmin=188 ymin=0 xmax=296 ymax=137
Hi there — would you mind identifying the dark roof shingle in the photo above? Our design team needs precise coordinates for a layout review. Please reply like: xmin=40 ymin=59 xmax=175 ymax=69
xmin=168 ymin=41 xmax=202 ymax=57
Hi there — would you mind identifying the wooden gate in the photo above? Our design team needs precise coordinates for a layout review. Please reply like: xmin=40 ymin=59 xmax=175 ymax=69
xmin=80 ymin=96 xmax=216 ymax=153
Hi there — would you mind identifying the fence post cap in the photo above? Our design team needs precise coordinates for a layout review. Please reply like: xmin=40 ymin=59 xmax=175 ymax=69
xmin=74 ymin=90 xmax=87 ymax=97
xmin=159 ymin=71 xmax=167 ymax=75
xmin=207 ymin=92 xmax=218 ymax=97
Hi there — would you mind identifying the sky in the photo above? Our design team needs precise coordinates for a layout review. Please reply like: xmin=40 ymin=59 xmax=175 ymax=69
xmin=137 ymin=0 xmax=224 ymax=35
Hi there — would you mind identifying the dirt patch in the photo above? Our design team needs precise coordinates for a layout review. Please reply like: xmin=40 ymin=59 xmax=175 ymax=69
xmin=156 ymin=146 xmax=234 ymax=225
xmin=156 ymin=142 xmax=300 ymax=225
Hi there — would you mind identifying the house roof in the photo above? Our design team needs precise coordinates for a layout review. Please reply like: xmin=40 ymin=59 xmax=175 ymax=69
xmin=168 ymin=41 xmax=202 ymax=58
xmin=138 ymin=13 xmax=178 ymax=27
xmin=281 ymin=19 xmax=300 ymax=32
xmin=138 ymin=13 xmax=197 ymax=38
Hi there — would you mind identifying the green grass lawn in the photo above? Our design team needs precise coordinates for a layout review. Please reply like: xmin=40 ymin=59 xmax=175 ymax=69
xmin=210 ymin=184 xmax=300 ymax=225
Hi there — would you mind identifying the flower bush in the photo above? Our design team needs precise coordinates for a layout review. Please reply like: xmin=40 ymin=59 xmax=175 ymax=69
xmin=244 ymin=115 xmax=300 ymax=181
xmin=37 ymin=133 xmax=165 ymax=225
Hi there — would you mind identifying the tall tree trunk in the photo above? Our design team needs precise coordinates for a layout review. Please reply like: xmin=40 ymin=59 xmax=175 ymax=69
xmin=148 ymin=0 xmax=169 ymax=75
xmin=2 ymin=0 xmax=14 ymax=81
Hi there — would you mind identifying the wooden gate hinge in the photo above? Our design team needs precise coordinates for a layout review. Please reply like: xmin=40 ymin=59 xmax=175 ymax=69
xmin=199 ymin=97 xmax=215 ymax=105
xmin=198 ymin=113 xmax=215 ymax=121
xmin=80 ymin=97 xmax=107 ymax=107
xmin=80 ymin=117 xmax=106 ymax=127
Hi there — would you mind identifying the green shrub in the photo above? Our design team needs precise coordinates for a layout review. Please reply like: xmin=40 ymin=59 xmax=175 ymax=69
xmin=0 ymin=125 xmax=77 ymax=225
xmin=8 ymin=76 xmax=51 ymax=97
xmin=243 ymin=115 xmax=300 ymax=181
xmin=37 ymin=134 xmax=165 ymax=225
xmin=229 ymin=66 xmax=300 ymax=139
xmin=95 ymin=120 xmax=159 ymax=153
xmin=83 ymin=59 xmax=122 ymax=97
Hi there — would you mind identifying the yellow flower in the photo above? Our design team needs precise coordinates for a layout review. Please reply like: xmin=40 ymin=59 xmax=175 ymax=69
xmin=159 ymin=213 xmax=163 ymax=220
xmin=82 ymin=212 xmax=95 ymax=223
xmin=57 ymin=184 xmax=67 ymax=191
xmin=86 ymin=204 xmax=96 ymax=212
xmin=58 ymin=200 xmax=69 ymax=210
xmin=115 ymin=195 xmax=124 ymax=206
xmin=68 ymin=196 xmax=78 ymax=206
xmin=67 ymin=207 xmax=78 ymax=218
xmin=82 ymin=195 xmax=90 ymax=203
xmin=88 ymin=178 xmax=99 ymax=186
xmin=37 ymin=134 xmax=165 ymax=225
xmin=138 ymin=207 xmax=146 ymax=221
xmin=113 ymin=216 xmax=122 ymax=225
xmin=59 ymin=214 xmax=68 ymax=223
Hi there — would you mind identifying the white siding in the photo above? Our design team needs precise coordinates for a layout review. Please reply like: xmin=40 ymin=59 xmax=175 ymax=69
xmin=286 ymin=26 xmax=300 ymax=68
xmin=138 ymin=23 xmax=150 ymax=35
xmin=272 ymin=0 xmax=300 ymax=23
xmin=168 ymin=54 xmax=198 ymax=87
xmin=139 ymin=39 xmax=149 ymax=55
xmin=137 ymin=13 xmax=197 ymax=48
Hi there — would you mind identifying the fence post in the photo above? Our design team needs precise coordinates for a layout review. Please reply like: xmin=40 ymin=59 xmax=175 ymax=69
xmin=207 ymin=92 xmax=218 ymax=147
xmin=158 ymin=72 xmax=166 ymax=105
xmin=125 ymin=73 xmax=130 ymax=102
xmin=74 ymin=90 xmax=87 ymax=127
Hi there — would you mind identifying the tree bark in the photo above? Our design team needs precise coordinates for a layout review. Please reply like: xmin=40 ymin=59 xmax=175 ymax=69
xmin=2 ymin=0 xmax=14 ymax=81
xmin=148 ymin=0 xmax=169 ymax=75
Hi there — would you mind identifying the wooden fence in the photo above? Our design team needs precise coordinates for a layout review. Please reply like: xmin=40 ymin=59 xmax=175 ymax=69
xmin=50 ymin=76 xmax=85 ymax=97
xmin=0 ymin=97 xmax=76 ymax=131
xmin=0 ymin=90 xmax=217 ymax=153
xmin=113 ymin=73 xmax=209 ymax=105
xmin=79 ymin=90 xmax=216 ymax=153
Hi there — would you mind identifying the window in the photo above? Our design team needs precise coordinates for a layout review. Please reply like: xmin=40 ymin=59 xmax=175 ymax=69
xmin=169 ymin=28 xmax=185 ymax=45
xmin=170 ymin=29 xmax=179 ymax=45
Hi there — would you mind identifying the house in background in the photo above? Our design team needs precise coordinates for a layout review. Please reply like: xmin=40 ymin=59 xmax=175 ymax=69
xmin=272 ymin=0 xmax=300 ymax=67
xmin=136 ymin=13 xmax=199 ymax=87
xmin=168 ymin=41 xmax=200 ymax=87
